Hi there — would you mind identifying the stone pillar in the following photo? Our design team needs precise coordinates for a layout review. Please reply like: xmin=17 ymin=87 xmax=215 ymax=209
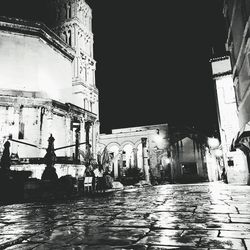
xmin=65 ymin=115 xmax=71 ymax=157
xmin=12 ymin=105 xmax=20 ymax=154
xmin=141 ymin=137 xmax=150 ymax=183
xmin=118 ymin=149 xmax=124 ymax=178
xmin=75 ymin=126 xmax=80 ymax=163
xmin=133 ymin=147 xmax=138 ymax=168
xmin=113 ymin=155 xmax=119 ymax=180
xmin=85 ymin=121 xmax=92 ymax=147
xmin=169 ymin=146 xmax=174 ymax=184
xmin=92 ymin=120 xmax=99 ymax=159
xmin=47 ymin=107 xmax=53 ymax=136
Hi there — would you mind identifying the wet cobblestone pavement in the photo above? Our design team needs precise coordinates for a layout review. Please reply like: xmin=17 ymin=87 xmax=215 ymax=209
xmin=0 ymin=182 xmax=250 ymax=249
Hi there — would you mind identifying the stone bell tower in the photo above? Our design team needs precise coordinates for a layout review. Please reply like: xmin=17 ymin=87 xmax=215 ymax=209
xmin=49 ymin=0 xmax=99 ymax=117
xmin=45 ymin=0 xmax=100 ymax=158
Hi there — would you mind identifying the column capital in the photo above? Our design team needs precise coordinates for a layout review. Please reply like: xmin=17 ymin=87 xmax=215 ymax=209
xmin=84 ymin=120 xmax=92 ymax=130
xmin=133 ymin=147 xmax=138 ymax=153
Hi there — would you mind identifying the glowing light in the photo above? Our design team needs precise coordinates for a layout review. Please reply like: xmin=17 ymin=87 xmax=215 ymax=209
xmin=208 ymin=137 xmax=220 ymax=149
xmin=161 ymin=156 xmax=170 ymax=166
xmin=214 ymin=149 xmax=223 ymax=157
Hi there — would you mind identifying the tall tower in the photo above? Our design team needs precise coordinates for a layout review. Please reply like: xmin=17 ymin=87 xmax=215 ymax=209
xmin=49 ymin=0 xmax=98 ymax=117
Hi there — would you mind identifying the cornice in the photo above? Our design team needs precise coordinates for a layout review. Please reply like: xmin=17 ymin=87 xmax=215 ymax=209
xmin=0 ymin=16 xmax=76 ymax=61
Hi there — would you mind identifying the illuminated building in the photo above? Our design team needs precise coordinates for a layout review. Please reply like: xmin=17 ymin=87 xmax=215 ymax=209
xmin=0 ymin=0 xmax=99 ymax=165
xmin=210 ymin=56 xmax=249 ymax=184
xmin=99 ymin=124 xmax=208 ymax=183
xmin=222 ymin=0 xmax=250 ymax=184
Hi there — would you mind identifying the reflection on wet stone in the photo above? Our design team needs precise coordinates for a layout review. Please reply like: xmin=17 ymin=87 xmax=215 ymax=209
xmin=1 ymin=183 xmax=250 ymax=249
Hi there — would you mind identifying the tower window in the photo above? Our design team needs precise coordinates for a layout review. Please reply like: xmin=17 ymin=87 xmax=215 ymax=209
xmin=68 ymin=30 xmax=72 ymax=46
xmin=65 ymin=3 xmax=72 ymax=19
xmin=18 ymin=122 xmax=24 ymax=139
xmin=65 ymin=4 xmax=67 ymax=19
xmin=62 ymin=32 xmax=67 ymax=43
xmin=68 ymin=3 xmax=72 ymax=18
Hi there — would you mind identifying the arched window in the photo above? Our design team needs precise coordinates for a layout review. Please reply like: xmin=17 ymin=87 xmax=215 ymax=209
xmin=65 ymin=3 xmax=72 ymax=19
xmin=83 ymin=98 xmax=87 ymax=110
xmin=122 ymin=144 xmax=134 ymax=168
xmin=68 ymin=3 xmax=72 ymax=18
xmin=62 ymin=31 xmax=67 ymax=43
xmin=64 ymin=4 xmax=68 ymax=19
xmin=68 ymin=30 xmax=72 ymax=46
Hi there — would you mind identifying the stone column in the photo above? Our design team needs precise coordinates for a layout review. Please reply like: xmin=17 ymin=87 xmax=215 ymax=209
xmin=85 ymin=121 xmax=92 ymax=147
xmin=12 ymin=105 xmax=20 ymax=154
xmin=46 ymin=107 xmax=53 ymax=135
xmin=92 ymin=120 xmax=99 ymax=159
xmin=118 ymin=149 xmax=124 ymax=178
xmin=84 ymin=121 xmax=92 ymax=167
xmin=75 ymin=126 xmax=80 ymax=163
xmin=65 ymin=115 xmax=71 ymax=158
xmin=113 ymin=155 xmax=119 ymax=180
xmin=133 ymin=147 xmax=138 ymax=168
xmin=141 ymin=137 xmax=150 ymax=183
xmin=169 ymin=146 xmax=174 ymax=184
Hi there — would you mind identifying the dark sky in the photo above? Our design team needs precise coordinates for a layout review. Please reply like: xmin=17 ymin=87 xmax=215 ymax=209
xmin=86 ymin=0 xmax=227 ymax=135
xmin=1 ymin=0 xmax=227 ymax=136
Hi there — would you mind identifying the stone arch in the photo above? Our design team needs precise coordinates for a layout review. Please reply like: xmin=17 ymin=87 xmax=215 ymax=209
xmin=120 ymin=143 xmax=135 ymax=169
xmin=120 ymin=140 xmax=136 ymax=149
xmin=106 ymin=141 xmax=121 ymax=149
xmin=134 ymin=139 xmax=143 ymax=149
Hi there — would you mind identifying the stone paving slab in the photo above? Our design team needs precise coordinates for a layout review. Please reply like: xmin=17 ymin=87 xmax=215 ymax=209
xmin=180 ymin=230 xmax=219 ymax=237
xmin=219 ymin=230 xmax=250 ymax=238
xmin=154 ymin=205 xmax=196 ymax=213
xmin=136 ymin=235 xmax=200 ymax=247
xmin=103 ymin=219 xmax=150 ymax=228
xmin=198 ymin=237 xmax=245 ymax=249
xmin=148 ymin=247 xmax=207 ymax=250
xmin=4 ymin=243 xmax=41 ymax=249
xmin=0 ymin=235 xmax=23 ymax=245
xmin=1 ymin=182 xmax=250 ymax=249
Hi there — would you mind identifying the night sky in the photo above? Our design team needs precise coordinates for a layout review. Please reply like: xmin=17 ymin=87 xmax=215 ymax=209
xmin=1 ymin=0 xmax=227 ymax=136
xmin=87 ymin=0 xmax=227 ymax=135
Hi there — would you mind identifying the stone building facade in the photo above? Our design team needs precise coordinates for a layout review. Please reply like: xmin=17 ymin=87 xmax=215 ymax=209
xmin=99 ymin=124 xmax=169 ymax=181
xmin=169 ymin=127 xmax=208 ymax=183
xmin=210 ymin=56 xmax=248 ymax=184
xmin=99 ymin=124 xmax=208 ymax=183
xmin=222 ymin=0 xmax=250 ymax=184
xmin=0 ymin=0 xmax=99 ymax=163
